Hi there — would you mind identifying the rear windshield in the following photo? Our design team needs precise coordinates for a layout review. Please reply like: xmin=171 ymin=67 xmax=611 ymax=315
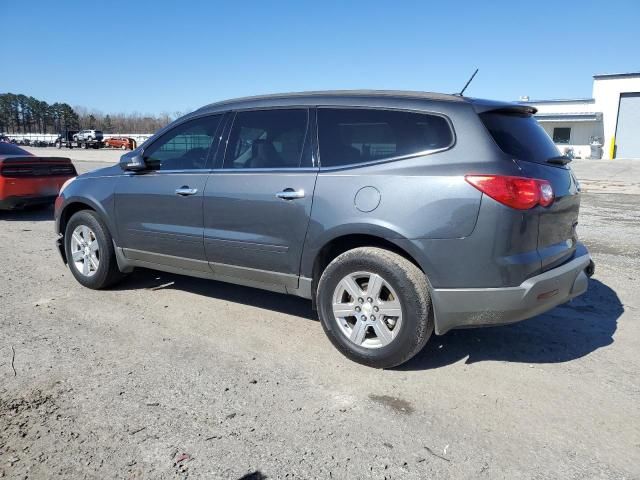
xmin=480 ymin=111 xmax=560 ymax=164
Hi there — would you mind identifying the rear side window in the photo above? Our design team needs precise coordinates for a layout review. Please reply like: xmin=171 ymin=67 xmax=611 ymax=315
xmin=480 ymin=111 xmax=560 ymax=164
xmin=317 ymin=108 xmax=453 ymax=168
xmin=224 ymin=109 xmax=308 ymax=169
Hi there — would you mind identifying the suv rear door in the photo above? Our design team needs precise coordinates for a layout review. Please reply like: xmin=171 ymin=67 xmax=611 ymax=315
xmin=203 ymin=108 xmax=317 ymax=292
xmin=479 ymin=108 xmax=581 ymax=270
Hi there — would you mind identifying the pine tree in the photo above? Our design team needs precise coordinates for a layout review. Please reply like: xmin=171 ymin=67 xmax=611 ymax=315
xmin=103 ymin=114 xmax=113 ymax=133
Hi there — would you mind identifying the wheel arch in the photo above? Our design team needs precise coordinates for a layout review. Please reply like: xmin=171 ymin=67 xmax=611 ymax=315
xmin=307 ymin=231 xmax=429 ymax=309
xmin=57 ymin=197 xmax=113 ymax=240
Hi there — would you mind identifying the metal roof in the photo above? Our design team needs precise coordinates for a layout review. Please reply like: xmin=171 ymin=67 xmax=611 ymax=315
xmin=519 ymin=98 xmax=595 ymax=104
xmin=535 ymin=112 xmax=602 ymax=122
xmin=593 ymin=72 xmax=640 ymax=80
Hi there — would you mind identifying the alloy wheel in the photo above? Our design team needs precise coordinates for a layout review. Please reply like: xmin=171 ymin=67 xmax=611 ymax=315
xmin=332 ymin=271 xmax=403 ymax=348
xmin=70 ymin=225 xmax=100 ymax=277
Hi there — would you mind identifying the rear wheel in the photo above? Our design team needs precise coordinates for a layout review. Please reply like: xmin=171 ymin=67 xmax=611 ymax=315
xmin=64 ymin=210 xmax=127 ymax=289
xmin=317 ymin=247 xmax=432 ymax=368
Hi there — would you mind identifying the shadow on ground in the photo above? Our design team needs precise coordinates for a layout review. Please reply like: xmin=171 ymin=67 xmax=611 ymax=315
xmin=399 ymin=278 xmax=622 ymax=371
xmin=116 ymin=270 xmax=621 ymax=370
xmin=0 ymin=204 xmax=54 ymax=221
xmin=115 ymin=268 xmax=317 ymax=321
xmin=238 ymin=472 xmax=267 ymax=480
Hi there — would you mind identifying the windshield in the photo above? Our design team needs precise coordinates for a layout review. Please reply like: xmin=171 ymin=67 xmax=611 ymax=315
xmin=480 ymin=111 xmax=560 ymax=164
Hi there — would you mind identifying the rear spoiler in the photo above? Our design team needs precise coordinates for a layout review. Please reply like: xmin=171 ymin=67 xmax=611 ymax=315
xmin=0 ymin=156 xmax=72 ymax=165
xmin=470 ymin=99 xmax=537 ymax=115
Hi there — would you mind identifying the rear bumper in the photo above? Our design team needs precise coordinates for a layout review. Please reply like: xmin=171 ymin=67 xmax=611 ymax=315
xmin=0 ymin=194 xmax=57 ymax=210
xmin=0 ymin=174 xmax=71 ymax=210
xmin=432 ymin=253 xmax=593 ymax=335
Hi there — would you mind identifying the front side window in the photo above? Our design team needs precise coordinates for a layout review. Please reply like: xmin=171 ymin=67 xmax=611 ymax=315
xmin=317 ymin=108 xmax=453 ymax=168
xmin=144 ymin=115 xmax=222 ymax=170
xmin=553 ymin=127 xmax=571 ymax=144
xmin=223 ymin=109 xmax=308 ymax=169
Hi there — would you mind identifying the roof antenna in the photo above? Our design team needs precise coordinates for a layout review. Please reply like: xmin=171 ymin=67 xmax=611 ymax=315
xmin=457 ymin=68 xmax=479 ymax=96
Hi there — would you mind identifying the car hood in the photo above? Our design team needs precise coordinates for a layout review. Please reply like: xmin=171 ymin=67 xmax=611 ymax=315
xmin=77 ymin=164 xmax=122 ymax=179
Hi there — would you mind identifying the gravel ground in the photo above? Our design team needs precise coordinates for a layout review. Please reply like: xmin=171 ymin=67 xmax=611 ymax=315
xmin=1 ymin=157 xmax=639 ymax=479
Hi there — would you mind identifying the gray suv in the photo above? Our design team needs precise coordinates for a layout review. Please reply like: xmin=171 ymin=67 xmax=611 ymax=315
xmin=54 ymin=91 xmax=593 ymax=368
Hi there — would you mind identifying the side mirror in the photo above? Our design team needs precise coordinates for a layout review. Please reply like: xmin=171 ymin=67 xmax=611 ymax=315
xmin=120 ymin=150 xmax=147 ymax=172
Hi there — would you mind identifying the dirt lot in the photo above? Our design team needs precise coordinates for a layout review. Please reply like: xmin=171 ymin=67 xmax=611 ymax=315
xmin=1 ymin=155 xmax=639 ymax=479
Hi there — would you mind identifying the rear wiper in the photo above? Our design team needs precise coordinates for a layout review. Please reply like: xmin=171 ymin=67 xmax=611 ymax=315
xmin=546 ymin=155 xmax=572 ymax=165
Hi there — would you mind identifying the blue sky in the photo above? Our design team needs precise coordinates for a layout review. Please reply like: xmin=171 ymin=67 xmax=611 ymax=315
xmin=4 ymin=0 xmax=639 ymax=115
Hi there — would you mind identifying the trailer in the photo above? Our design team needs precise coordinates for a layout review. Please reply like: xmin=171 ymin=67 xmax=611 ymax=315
xmin=55 ymin=130 xmax=104 ymax=149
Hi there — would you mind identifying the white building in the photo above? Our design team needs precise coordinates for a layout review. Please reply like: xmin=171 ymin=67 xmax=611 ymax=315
xmin=520 ymin=72 xmax=640 ymax=159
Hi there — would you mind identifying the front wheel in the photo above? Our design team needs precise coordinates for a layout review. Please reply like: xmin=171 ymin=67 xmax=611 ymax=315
xmin=317 ymin=247 xmax=433 ymax=368
xmin=64 ymin=210 xmax=127 ymax=289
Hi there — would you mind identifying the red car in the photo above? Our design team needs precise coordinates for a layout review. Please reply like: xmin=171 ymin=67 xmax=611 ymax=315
xmin=0 ymin=143 xmax=76 ymax=210
xmin=104 ymin=137 xmax=135 ymax=150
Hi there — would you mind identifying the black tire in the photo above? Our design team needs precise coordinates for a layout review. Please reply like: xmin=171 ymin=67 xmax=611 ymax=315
xmin=64 ymin=210 xmax=127 ymax=289
xmin=317 ymin=247 xmax=433 ymax=368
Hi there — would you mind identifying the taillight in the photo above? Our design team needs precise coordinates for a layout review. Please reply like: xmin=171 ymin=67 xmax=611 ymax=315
xmin=1 ymin=166 xmax=34 ymax=177
xmin=537 ymin=181 xmax=554 ymax=207
xmin=0 ymin=164 xmax=76 ymax=177
xmin=465 ymin=175 xmax=554 ymax=210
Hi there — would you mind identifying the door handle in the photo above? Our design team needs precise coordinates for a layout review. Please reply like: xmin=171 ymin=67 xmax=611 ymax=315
xmin=275 ymin=188 xmax=305 ymax=200
xmin=175 ymin=186 xmax=198 ymax=196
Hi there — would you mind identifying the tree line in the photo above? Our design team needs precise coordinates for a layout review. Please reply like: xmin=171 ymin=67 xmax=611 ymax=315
xmin=0 ymin=93 xmax=180 ymax=135
xmin=0 ymin=93 xmax=79 ymax=134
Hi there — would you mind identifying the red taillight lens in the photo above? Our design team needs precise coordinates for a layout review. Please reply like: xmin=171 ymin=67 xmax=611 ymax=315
xmin=1 ymin=166 xmax=34 ymax=177
xmin=465 ymin=175 xmax=554 ymax=210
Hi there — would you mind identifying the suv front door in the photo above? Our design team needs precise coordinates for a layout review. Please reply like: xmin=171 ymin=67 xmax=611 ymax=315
xmin=115 ymin=114 xmax=223 ymax=272
xmin=203 ymin=108 xmax=318 ymax=292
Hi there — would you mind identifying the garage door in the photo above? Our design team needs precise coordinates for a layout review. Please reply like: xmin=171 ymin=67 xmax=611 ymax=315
xmin=615 ymin=92 xmax=640 ymax=159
